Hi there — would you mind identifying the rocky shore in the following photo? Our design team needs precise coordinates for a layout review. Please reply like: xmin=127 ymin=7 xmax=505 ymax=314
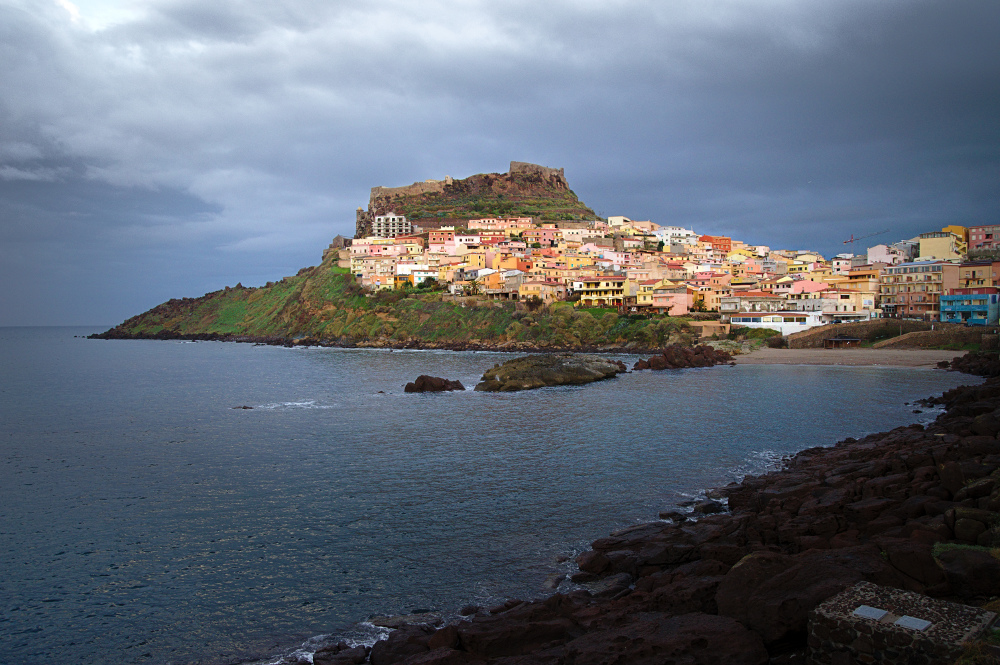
xmin=309 ymin=353 xmax=1000 ymax=665
xmin=474 ymin=355 xmax=627 ymax=392
xmin=632 ymin=344 xmax=733 ymax=370
xmin=85 ymin=328 xmax=692 ymax=356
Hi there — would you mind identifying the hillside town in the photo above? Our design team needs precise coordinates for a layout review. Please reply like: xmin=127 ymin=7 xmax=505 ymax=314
xmin=329 ymin=214 xmax=1000 ymax=335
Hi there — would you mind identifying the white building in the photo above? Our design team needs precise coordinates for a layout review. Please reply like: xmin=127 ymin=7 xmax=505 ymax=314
xmin=729 ymin=311 xmax=825 ymax=336
xmin=372 ymin=212 xmax=412 ymax=238
xmin=654 ymin=226 xmax=701 ymax=245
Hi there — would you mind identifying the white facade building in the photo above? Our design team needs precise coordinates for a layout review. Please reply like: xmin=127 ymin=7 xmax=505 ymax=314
xmin=654 ymin=226 xmax=701 ymax=246
xmin=729 ymin=311 xmax=825 ymax=336
xmin=372 ymin=212 xmax=411 ymax=238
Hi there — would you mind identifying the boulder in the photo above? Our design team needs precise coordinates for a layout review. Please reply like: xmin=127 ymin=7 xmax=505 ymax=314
xmin=370 ymin=625 xmax=434 ymax=665
xmin=934 ymin=546 xmax=1000 ymax=598
xmin=474 ymin=354 xmax=624 ymax=392
xmin=313 ymin=643 xmax=368 ymax=665
xmin=693 ymin=499 xmax=726 ymax=515
xmin=457 ymin=616 xmax=575 ymax=658
xmin=585 ymin=572 xmax=633 ymax=597
xmin=404 ymin=376 xmax=465 ymax=393
xmin=561 ymin=613 xmax=768 ymax=665
xmin=575 ymin=551 xmax=610 ymax=574
xmin=632 ymin=344 xmax=733 ymax=371
xmin=715 ymin=546 xmax=901 ymax=645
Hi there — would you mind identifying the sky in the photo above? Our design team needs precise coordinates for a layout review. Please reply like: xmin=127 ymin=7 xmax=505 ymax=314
xmin=1 ymin=0 xmax=997 ymax=326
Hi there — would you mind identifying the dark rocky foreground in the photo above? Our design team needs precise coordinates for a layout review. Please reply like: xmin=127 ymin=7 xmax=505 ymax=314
xmin=633 ymin=344 xmax=733 ymax=371
xmin=474 ymin=355 xmax=628 ymax=392
xmin=308 ymin=354 xmax=1000 ymax=665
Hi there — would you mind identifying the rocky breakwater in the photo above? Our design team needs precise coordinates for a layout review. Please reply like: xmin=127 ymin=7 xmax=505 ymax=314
xmin=633 ymin=344 xmax=734 ymax=371
xmin=473 ymin=354 xmax=627 ymax=392
xmin=357 ymin=374 xmax=1000 ymax=665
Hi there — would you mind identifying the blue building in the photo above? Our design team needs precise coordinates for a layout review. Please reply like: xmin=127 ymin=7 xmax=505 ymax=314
xmin=940 ymin=288 xmax=1000 ymax=325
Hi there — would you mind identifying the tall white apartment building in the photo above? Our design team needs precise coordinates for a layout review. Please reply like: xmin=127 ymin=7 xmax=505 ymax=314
xmin=372 ymin=212 xmax=411 ymax=238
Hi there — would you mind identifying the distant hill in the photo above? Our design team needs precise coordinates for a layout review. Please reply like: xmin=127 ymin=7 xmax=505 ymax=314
xmin=356 ymin=161 xmax=598 ymax=236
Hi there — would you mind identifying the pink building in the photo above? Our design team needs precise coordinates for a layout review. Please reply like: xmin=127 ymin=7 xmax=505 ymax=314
xmin=523 ymin=228 xmax=557 ymax=246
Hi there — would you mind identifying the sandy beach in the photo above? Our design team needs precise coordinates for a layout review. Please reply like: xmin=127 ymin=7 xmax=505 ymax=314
xmin=731 ymin=347 xmax=968 ymax=368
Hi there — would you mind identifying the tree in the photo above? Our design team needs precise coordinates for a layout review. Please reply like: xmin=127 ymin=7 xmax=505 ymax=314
xmin=418 ymin=277 xmax=438 ymax=290
xmin=525 ymin=295 xmax=544 ymax=312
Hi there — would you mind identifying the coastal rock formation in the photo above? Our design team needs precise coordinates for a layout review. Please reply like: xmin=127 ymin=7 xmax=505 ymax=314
xmin=632 ymin=344 xmax=733 ymax=370
xmin=945 ymin=350 xmax=1000 ymax=377
xmin=404 ymin=376 xmax=465 ymax=393
xmin=363 ymin=371 xmax=1000 ymax=664
xmin=474 ymin=354 xmax=626 ymax=392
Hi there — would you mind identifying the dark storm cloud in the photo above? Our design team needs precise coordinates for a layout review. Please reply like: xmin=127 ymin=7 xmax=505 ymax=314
xmin=0 ymin=0 xmax=997 ymax=324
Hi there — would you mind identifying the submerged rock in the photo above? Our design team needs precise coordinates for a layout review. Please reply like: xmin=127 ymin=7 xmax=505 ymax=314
xmin=474 ymin=354 xmax=626 ymax=392
xmin=633 ymin=344 xmax=733 ymax=370
xmin=404 ymin=375 xmax=465 ymax=393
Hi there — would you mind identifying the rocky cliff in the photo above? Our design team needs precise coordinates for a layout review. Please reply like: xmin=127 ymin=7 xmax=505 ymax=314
xmin=356 ymin=161 xmax=597 ymax=237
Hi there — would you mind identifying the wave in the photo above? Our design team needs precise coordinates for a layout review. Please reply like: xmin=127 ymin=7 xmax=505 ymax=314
xmin=256 ymin=400 xmax=335 ymax=410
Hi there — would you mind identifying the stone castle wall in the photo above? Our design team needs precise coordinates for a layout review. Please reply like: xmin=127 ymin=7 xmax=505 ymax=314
xmin=509 ymin=161 xmax=566 ymax=183
xmin=370 ymin=176 xmax=455 ymax=201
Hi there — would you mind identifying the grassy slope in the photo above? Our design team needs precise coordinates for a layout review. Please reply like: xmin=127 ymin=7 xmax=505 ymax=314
xmin=105 ymin=255 xmax=693 ymax=348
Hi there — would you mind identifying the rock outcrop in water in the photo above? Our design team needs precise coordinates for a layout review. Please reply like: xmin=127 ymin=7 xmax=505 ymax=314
xmin=404 ymin=376 xmax=465 ymax=393
xmin=632 ymin=344 xmax=733 ymax=370
xmin=473 ymin=354 xmax=627 ymax=392
xmin=357 ymin=369 xmax=1000 ymax=664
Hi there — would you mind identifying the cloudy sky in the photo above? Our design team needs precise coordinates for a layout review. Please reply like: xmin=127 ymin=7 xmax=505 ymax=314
xmin=1 ymin=0 xmax=997 ymax=326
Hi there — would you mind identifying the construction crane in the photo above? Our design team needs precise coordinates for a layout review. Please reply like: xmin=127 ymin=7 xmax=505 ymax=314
xmin=843 ymin=228 xmax=890 ymax=247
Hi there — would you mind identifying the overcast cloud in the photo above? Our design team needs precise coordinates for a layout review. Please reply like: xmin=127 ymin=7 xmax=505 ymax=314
xmin=1 ymin=0 xmax=997 ymax=325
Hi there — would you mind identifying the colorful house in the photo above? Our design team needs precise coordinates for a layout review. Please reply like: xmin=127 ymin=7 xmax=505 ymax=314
xmin=940 ymin=288 xmax=1000 ymax=325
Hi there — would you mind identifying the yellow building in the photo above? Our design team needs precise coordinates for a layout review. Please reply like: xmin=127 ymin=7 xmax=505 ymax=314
xmin=576 ymin=276 xmax=635 ymax=307
xmin=918 ymin=230 xmax=967 ymax=261
xmin=464 ymin=253 xmax=488 ymax=269
xmin=943 ymin=225 xmax=969 ymax=244
xmin=801 ymin=265 xmax=833 ymax=281
xmin=636 ymin=279 xmax=679 ymax=307
xmin=958 ymin=261 xmax=993 ymax=288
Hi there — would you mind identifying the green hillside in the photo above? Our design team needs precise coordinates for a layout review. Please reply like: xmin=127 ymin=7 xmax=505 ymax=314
xmin=93 ymin=253 xmax=693 ymax=349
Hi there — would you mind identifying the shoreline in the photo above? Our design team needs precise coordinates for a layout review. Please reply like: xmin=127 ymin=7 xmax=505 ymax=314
xmin=88 ymin=331 xmax=972 ymax=371
xmin=307 ymin=354 xmax=1000 ymax=665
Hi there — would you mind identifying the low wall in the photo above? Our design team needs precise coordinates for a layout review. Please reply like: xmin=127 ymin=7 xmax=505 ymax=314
xmin=787 ymin=320 xmax=932 ymax=349
xmin=872 ymin=326 xmax=996 ymax=349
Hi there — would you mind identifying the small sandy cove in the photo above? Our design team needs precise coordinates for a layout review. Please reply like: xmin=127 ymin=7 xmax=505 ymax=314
xmin=732 ymin=347 xmax=968 ymax=368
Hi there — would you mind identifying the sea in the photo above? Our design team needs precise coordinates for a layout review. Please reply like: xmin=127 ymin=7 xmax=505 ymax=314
xmin=0 ymin=326 xmax=980 ymax=665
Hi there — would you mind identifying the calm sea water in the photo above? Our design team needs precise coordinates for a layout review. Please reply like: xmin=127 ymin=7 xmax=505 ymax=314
xmin=0 ymin=327 xmax=979 ymax=665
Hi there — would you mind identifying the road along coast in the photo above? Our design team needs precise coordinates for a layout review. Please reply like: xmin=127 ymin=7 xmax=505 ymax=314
xmin=317 ymin=354 xmax=1000 ymax=665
